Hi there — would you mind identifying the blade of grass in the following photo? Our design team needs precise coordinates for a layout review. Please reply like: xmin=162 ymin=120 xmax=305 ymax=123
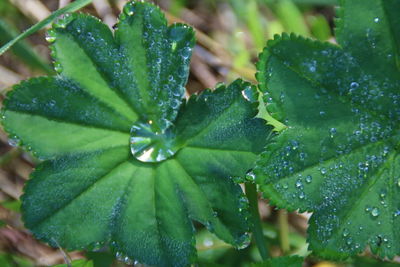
xmin=245 ymin=0 xmax=265 ymax=52
xmin=272 ymin=0 xmax=309 ymax=36
xmin=0 ymin=19 xmax=52 ymax=74
xmin=245 ymin=182 xmax=270 ymax=260
xmin=308 ymin=14 xmax=331 ymax=41
xmin=0 ymin=0 xmax=93 ymax=56
xmin=278 ymin=210 xmax=290 ymax=254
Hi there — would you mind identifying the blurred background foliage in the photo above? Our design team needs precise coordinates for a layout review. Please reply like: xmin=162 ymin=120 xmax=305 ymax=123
xmin=0 ymin=0 xmax=398 ymax=266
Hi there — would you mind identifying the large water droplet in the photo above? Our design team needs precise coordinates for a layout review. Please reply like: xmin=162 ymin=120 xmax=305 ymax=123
xmin=130 ymin=121 xmax=178 ymax=162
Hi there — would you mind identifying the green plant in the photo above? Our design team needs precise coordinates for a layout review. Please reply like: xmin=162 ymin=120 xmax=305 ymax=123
xmin=1 ymin=0 xmax=400 ymax=266
xmin=1 ymin=1 xmax=271 ymax=266
xmin=255 ymin=0 xmax=400 ymax=260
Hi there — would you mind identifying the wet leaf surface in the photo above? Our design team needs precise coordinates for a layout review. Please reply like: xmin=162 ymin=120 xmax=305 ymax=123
xmin=1 ymin=2 xmax=273 ymax=266
xmin=255 ymin=0 xmax=400 ymax=260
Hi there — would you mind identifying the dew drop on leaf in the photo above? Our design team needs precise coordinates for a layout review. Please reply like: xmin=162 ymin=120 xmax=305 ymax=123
xmin=350 ymin=81 xmax=359 ymax=89
xmin=343 ymin=228 xmax=349 ymax=237
xmin=329 ymin=127 xmax=337 ymax=137
xmin=236 ymin=232 xmax=251 ymax=250
xmin=130 ymin=121 xmax=178 ymax=162
xmin=7 ymin=136 xmax=20 ymax=147
xmin=245 ymin=171 xmax=256 ymax=182
xmin=45 ymin=35 xmax=56 ymax=43
xmin=371 ymin=207 xmax=380 ymax=217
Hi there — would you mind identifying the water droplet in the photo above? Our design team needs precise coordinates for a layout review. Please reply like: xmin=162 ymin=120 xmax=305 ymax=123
xmin=305 ymin=175 xmax=312 ymax=183
xmin=350 ymin=82 xmax=359 ymax=89
xmin=245 ymin=171 xmax=256 ymax=182
xmin=329 ymin=127 xmax=337 ymax=138
xmin=54 ymin=63 xmax=63 ymax=73
xmin=130 ymin=121 xmax=178 ymax=162
xmin=8 ymin=136 xmax=20 ymax=147
xmin=320 ymin=167 xmax=327 ymax=175
xmin=123 ymin=2 xmax=136 ymax=16
xmin=342 ymin=228 xmax=349 ymax=237
xmin=295 ymin=179 xmax=303 ymax=188
xmin=346 ymin=237 xmax=353 ymax=245
xmin=45 ymin=35 xmax=56 ymax=43
xmin=397 ymin=179 xmax=400 ymax=187
xmin=298 ymin=191 xmax=305 ymax=199
xmin=374 ymin=17 xmax=380 ymax=23
xmin=371 ymin=207 xmax=379 ymax=217
xmin=203 ymin=238 xmax=214 ymax=247
xmin=236 ymin=232 xmax=251 ymax=249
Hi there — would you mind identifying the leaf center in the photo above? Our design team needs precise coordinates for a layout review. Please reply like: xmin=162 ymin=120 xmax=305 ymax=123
xmin=130 ymin=121 xmax=178 ymax=162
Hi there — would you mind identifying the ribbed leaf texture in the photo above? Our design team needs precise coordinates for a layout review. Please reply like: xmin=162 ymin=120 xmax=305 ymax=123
xmin=255 ymin=0 xmax=400 ymax=260
xmin=1 ymin=1 xmax=272 ymax=266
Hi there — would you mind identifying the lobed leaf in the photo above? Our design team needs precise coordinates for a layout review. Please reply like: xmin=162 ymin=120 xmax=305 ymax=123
xmin=255 ymin=0 xmax=400 ymax=260
xmin=1 ymin=2 xmax=272 ymax=265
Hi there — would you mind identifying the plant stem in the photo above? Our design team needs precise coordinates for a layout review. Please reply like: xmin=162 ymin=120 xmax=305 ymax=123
xmin=0 ymin=0 xmax=93 ymax=56
xmin=245 ymin=182 xmax=269 ymax=260
xmin=278 ymin=209 xmax=290 ymax=254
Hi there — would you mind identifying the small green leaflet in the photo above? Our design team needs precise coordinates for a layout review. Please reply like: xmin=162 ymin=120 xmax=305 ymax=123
xmin=256 ymin=0 xmax=400 ymax=260
xmin=1 ymin=1 xmax=273 ymax=267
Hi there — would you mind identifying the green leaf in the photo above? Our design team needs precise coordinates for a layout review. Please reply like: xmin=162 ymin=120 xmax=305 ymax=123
xmin=256 ymin=0 xmax=400 ymax=260
xmin=2 ymin=2 xmax=272 ymax=266
xmin=250 ymin=255 xmax=303 ymax=267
